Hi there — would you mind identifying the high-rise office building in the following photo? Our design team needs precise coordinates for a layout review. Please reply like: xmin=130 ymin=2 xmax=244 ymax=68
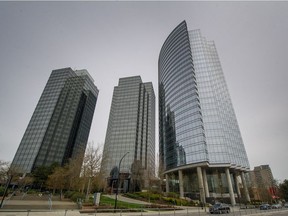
xmin=11 ymin=68 xmax=98 ymax=174
xmin=251 ymin=165 xmax=274 ymax=188
xmin=159 ymin=21 xmax=250 ymax=204
xmin=101 ymin=76 xmax=155 ymax=191
xmin=250 ymin=165 xmax=276 ymax=200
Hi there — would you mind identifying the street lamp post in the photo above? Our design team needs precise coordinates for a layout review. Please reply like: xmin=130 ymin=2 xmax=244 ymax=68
xmin=114 ymin=151 xmax=129 ymax=211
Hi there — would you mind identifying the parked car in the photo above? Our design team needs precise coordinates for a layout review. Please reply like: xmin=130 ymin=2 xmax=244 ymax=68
xmin=260 ymin=204 xmax=271 ymax=210
xmin=284 ymin=203 xmax=288 ymax=208
xmin=271 ymin=203 xmax=282 ymax=209
xmin=209 ymin=203 xmax=230 ymax=214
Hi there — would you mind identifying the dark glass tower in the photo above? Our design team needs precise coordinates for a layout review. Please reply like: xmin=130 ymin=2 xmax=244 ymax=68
xmin=159 ymin=21 xmax=250 ymax=204
xmin=101 ymin=76 xmax=155 ymax=191
xmin=11 ymin=68 xmax=98 ymax=174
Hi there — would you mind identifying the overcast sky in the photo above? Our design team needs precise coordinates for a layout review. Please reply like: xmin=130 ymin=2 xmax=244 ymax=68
xmin=0 ymin=1 xmax=287 ymax=182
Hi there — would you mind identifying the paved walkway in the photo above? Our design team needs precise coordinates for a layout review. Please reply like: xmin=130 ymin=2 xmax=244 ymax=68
xmin=2 ymin=195 xmax=288 ymax=216
xmin=104 ymin=194 xmax=150 ymax=205
xmin=0 ymin=195 xmax=203 ymax=216
xmin=1 ymin=199 xmax=77 ymax=210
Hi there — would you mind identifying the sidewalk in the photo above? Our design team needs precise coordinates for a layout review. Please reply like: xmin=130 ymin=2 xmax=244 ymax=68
xmin=1 ymin=199 xmax=78 ymax=210
xmin=104 ymin=194 xmax=150 ymax=205
xmin=0 ymin=195 xmax=203 ymax=216
xmin=3 ymin=195 xmax=288 ymax=216
xmin=0 ymin=208 xmax=203 ymax=216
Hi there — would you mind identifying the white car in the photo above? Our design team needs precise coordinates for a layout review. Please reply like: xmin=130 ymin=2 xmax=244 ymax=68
xmin=271 ymin=203 xmax=282 ymax=209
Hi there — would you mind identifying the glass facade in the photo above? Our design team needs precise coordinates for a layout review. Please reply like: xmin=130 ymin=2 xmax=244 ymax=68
xmin=159 ymin=21 xmax=251 ymax=203
xmin=189 ymin=30 xmax=249 ymax=168
xmin=159 ymin=21 xmax=249 ymax=172
xmin=101 ymin=76 xmax=155 ymax=180
xmin=159 ymin=21 xmax=208 ymax=171
xmin=11 ymin=68 xmax=98 ymax=173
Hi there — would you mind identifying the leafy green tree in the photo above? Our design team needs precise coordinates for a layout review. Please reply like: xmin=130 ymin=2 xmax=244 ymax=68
xmin=32 ymin=162 xmax=59 ymax=189
xmin=45 ymin=144 xmax=103 ymax=198
xmin=279 ymin=179 xmax=288 ymax=201
xmin=46 ymin=166 xmax=68 ymax=199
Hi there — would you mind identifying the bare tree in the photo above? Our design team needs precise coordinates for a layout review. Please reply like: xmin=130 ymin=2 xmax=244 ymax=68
xmin=157 ymin=153 xmax=166 ymax=193
xmin=44 ymin=142 xmax=103 ymax=200
xmin=131 ymin=160 xmax=144 ymax=192
xmin=0 ymin=160 xmax=10 ymax=183
xmin=65 ymin=155 xmax=83 ymax=191
xmin=0 ymin=160 xmax=28 ymax=187
xmin=81 ymin=143 xmax=103 ymax=200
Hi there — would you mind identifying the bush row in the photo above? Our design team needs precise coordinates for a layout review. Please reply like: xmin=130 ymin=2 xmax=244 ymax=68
xmin=125 ymin=191 xmax=193 ymax=206
xmin=64 ymin=191 xmax=85 ymax=202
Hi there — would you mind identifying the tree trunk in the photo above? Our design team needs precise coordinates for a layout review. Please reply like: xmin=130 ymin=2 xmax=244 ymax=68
xmin=60 ymin=189 xmax=63 ymax=201
xmin=85 ymin=177 xmax=91 ymax=201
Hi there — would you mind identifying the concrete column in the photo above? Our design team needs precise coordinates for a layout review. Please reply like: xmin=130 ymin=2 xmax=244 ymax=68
xmin=225 ymin=168 xmax=236 ymax=206
xmin=165 ymin=174 xmax=170 ymax=193
xmin=197 ymin=167 xmax=206 ymax=203
xmin=178 ymin=170 xmax=184 ymax=198
xmin=234 ymin=173 xmax=241 ymax=200
xmin=241 ymin=172 xmax=251 ymax=202
xmin=202 ymin=169 xmax=210 ymax=198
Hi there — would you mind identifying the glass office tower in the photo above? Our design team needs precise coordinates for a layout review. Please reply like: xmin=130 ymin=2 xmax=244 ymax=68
xmin=11 ymin=68 xmax=98 ymax=174
xmin=101 ymin=76 xmax=155 ymax=191
xmin=159 ymin=21 xmax=250 ymax=204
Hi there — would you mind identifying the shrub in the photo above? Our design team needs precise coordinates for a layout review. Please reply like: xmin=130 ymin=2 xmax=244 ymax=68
xmin=71 ymin=192 xmax=85 ymax=202
xmin=149 ymin=193 xmax=161 ymax=201
xmin=26 ymin=189 xmax=38 ymax=194
xmin=125 ymin=193 xmax=140 ymax=199
xmin=64 ymin=191 xmax=75 ymax=198
xmin=166 ymin=192 xmax=179 ymax=198
xmin=64 ymin=191 xmax=85 ymax=202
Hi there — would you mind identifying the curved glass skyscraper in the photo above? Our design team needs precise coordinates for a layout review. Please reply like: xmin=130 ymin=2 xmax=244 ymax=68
xmin=159 ymin=21 xmax=250 ymax=205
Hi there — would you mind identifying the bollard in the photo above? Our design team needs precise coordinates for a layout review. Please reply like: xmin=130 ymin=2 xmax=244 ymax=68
xmin=186 ymin=208 xmax=188 ymax=216
xmin=48 ymin=193 xmax=53 ymax=210
xmin=231 ymin=206 xmax=235 ymax=216
xmin=27 ymin=210 xmax=31 ymax=216
xmin=158 ymin=207 xmax=160 ymax=216
xmin=174 ymin=206 xmax=175 ymax=216
xmin=64 ymin=209 xmax=68 ymax=216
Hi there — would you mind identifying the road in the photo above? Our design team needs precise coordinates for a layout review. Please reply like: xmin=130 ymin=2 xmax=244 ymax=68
xmin=0 ymin=208 xmax=288 ymax=216
xmin=141 ymin=208 xmax=288 ymax=216
xmin=123 ymin=208 xmax=288 ymax=216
